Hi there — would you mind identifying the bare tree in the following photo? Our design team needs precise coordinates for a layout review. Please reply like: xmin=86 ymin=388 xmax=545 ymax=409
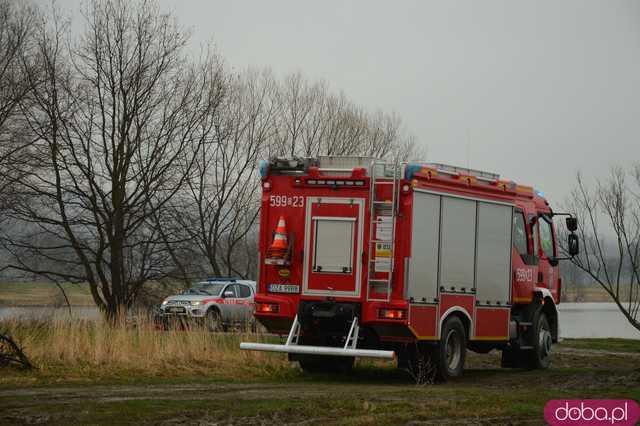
xmin=564 ymin=167 xmax=640 ymax=332
xmin=392 ymin=132 xmax=425 ymax=162
xmin=168 ymin=68 xmax=277 ymax=279
xmin=275 ymin=71 xmax=316 ymax=157
xmin=324 ymin=100 xmax=369 ymax=156
xmin=165 ymin=67 xmax=427 ymax=282
xmin=1 ymin=0 xmax=426 ymax=305
xmin=2 ymin=0 xmax=221 ymax=320
xmin=559 ymin=261 xmax=585 ymax=302
xmin=299 ymin=81 xmax=329 ymax=157
xmin=269 ymin=72 xmax=424 ymax=161
xmin=0 ymin=0 xmax=38 ymax=213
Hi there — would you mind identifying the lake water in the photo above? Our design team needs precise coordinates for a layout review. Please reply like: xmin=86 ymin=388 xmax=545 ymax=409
xmin=0 ymin=303 xmax=638 ymax=340
xmin=558 ymin=302 xmax=639 ymax=340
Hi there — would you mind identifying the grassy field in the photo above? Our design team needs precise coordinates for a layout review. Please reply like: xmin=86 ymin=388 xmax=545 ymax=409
xmin=0 ymin=282 xmax=95 ymax=306
xmin=0 ymin=316 xmax=639 ymax=425
xmin=560 ymin=337 xmax=640 ymax=353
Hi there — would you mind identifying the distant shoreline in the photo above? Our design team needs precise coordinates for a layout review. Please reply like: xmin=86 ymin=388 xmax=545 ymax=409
xmin=0 ymin=304 xmax=96 ymax=308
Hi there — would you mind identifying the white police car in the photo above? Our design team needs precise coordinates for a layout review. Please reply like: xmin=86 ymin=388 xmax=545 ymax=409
xmin=160 ymin=278 xmax=256 ymax=331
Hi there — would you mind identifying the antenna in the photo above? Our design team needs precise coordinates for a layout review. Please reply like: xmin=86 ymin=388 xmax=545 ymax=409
xmin=466 ymin=128 xmax=471 ymax=170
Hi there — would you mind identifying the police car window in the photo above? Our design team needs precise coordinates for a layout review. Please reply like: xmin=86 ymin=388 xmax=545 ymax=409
xmin=238 ymin=285 xmax=251 ymax=298
xmin=513 ymin=212 xmax=528 ymax=257
xmin=539 ymin=217 xmax=555 ymax=258
xmin=187 ymin=283 xmax=225 ymax=296
xmin=224 ymin=285 xmax=238 ymax=298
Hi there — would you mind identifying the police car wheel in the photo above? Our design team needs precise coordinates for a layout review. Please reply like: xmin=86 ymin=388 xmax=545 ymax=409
xmin=205 ymin=309 xmax=223 ymax=332
xmin=249 ymin=318 xmax=258 ymax=333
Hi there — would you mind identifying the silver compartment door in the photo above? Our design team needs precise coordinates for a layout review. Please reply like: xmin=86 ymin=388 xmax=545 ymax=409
xmin=475 ymin=202 xmax=513 ymax=305
xmin=407 ymin=191 xmax=441 ymax=303
xmin=439 ymin=196 xmax=477 ymax=291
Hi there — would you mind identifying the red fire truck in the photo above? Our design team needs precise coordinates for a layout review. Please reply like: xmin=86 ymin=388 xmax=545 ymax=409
xmin=240 ymin=156 xmax=579 ymax=380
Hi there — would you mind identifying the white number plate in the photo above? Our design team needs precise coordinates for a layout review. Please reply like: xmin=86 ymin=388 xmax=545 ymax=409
xmin=268 ymin=284 xmax=300 ymax=294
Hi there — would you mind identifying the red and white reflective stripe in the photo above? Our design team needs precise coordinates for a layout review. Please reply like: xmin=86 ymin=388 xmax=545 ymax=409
xmin=198 ymin=298 xmax=254 ymax=305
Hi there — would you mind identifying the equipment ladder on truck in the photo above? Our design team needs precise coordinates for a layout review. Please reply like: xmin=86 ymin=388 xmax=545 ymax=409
xmin=366 ymin=160 xmax=400 ymax=302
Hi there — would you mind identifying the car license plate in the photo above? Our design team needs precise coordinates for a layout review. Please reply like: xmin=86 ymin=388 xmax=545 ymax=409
xmin=167 ymin=307 xmax=185 ymax=314
xmin=268 ymin=284 xmax=300 ymax=294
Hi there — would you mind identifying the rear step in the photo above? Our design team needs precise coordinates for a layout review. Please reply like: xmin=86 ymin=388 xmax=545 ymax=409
xmin=240 ymin=315 xmax=395 ymax=360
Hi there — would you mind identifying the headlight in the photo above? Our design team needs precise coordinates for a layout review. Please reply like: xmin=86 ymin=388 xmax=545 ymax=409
xmin=190 ymin=301 xmax=203 ymax=306
xmin=161 ymin=300 xmax=168 ymax=306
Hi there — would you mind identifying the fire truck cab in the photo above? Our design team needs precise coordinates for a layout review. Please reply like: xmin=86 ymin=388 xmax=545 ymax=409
xmin=240 ymin=156 xmax=579 ymax=380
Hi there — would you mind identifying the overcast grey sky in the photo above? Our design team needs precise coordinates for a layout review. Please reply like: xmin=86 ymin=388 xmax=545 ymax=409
xmin=58 ymin=0 xmax=640 ymax=206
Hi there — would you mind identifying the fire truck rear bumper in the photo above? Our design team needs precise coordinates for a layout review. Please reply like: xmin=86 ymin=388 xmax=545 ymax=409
xmin=241 ymin=314 xmax=395 ymax=359
xmin=239 ymin=342 xmax=394 ymax=359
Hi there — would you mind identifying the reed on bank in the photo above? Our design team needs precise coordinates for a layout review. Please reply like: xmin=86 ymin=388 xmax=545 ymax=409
xmin=0 ymin=312 xmax=292 ymax=384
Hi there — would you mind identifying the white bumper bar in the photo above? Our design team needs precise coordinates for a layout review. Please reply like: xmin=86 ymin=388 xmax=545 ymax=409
xmin=239 ymin=342 xmax=394 ymax=359
xmin=240 ymin=314 xmax=395 ymax=360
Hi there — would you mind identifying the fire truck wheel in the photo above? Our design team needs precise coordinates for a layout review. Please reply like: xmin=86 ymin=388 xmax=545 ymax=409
xmin=298 ymin=355 xmax=354 ymax=374
xmin=434 ymin=316 xmax=467 ymax=381
xmin=205 ymin=309 xmax=223 ymax=332
xmin=528 ymin=311 xmax=552 ymax=369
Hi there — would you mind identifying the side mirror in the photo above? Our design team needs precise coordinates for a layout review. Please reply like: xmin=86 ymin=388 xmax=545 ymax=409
xmin=223 ymin=290 xmax=235 ymax=298
xmin=568 ymin=233 xmax=579 ymax=256
xmin=566 ymin=217 xmax=578 ymax=232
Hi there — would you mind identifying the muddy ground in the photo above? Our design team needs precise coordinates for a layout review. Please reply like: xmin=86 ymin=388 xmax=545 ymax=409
xmin=1 ymin=345 xmax=639 ymax=425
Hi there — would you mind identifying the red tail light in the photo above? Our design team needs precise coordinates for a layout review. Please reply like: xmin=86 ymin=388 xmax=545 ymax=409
xmin=378 ymin=308 xmax=406 ymax=320
xmin=255 ymin=303 xmax=279 ymax=314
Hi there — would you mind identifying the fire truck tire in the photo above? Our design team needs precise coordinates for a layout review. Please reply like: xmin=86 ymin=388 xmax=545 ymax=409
xmin=298 ymin=355 xmax=355 ymax=374
xmin=501 ymin=311 xmax=552 ymax=369
xmin=205 ymin=309 xmax=223 ymax=332
xmin=433 ymin=316 xmax=467 ymax=381
xmin=526 ymin=311 xmax=552 ymax=369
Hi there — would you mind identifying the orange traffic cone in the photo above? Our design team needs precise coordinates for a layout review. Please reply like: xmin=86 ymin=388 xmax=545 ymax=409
xmin=267 ymin=216 xmax=288 ymax=259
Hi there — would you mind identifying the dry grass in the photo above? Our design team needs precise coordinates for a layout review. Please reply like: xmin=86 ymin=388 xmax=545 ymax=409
xmin=0 ymin=313 xmax=291 ymax=385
